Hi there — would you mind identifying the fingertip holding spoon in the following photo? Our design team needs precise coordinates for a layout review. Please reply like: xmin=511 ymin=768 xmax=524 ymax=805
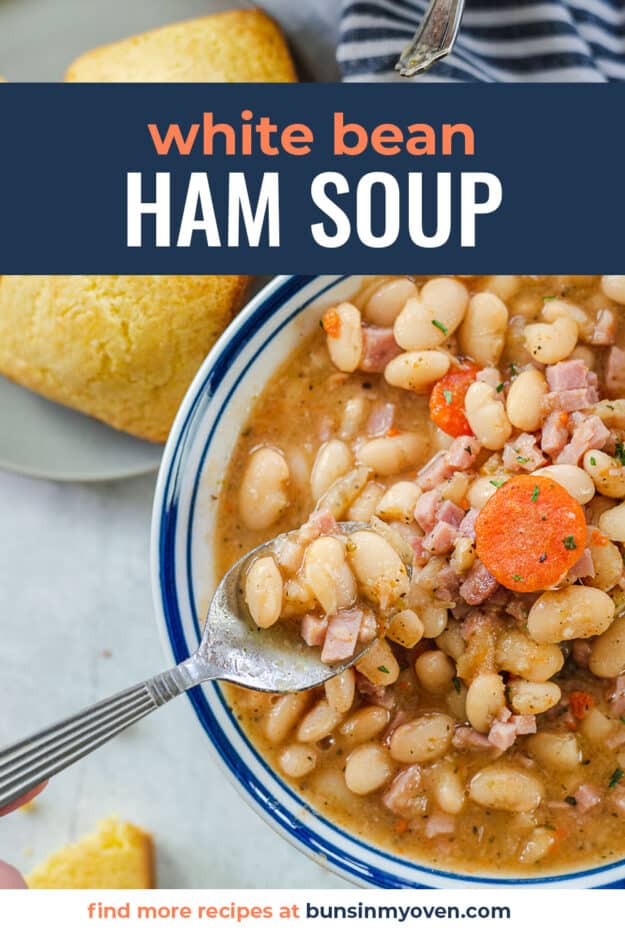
xmin=395 ymin=0 xmax=465 ymax=77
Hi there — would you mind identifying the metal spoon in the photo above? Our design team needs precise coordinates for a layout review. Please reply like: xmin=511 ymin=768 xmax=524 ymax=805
xmin=0 ymin=523 xmax=377 ymax=811
xmin=395 ymin=0 xmax=465 ymax=77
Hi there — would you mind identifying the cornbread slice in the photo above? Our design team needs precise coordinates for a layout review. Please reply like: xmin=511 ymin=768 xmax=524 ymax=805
xmin=65 ymin=9 xmax=297 ymax=82
xmin=0 ymin=275 xmax=247 ymax=442
xmin=26 ymin=818 xmax=154 ymax=889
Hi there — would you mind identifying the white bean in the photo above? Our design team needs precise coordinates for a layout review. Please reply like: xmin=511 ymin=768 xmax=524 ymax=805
xmin=347 ymin=530 xmax=409 ymax=610
xmin=465 ymin=672 xmax=506 ymax=733
xmin=325 ymin=302 xmax=363 ymax=372
xmin=297 ymin=700 xmax=343 ymax=743
xmin=325 ymin=668 xmax=356 ymax=713
xmin=358 ymin=433 xmax=427 ymax=476
xmin=421 ymin=277 xmax=469 ymax=325
xmin=482 ymin=275 xmax=520 ymax=302
xmin=239 ymin=446 xmax=289 ymax=531
xmin=414 ymin=650 xmax=455 ymax=694
xmin=467 ymin=474 xmax=510 ymax=509
xmin=599 ymin=501 xmax=625 ymax=542
xmin=279 ymin=744 xmax=317 ymax=778
xmin=419 ymin=604 xmax=449 ymax=639
xmin=527 ymin=732 xmax=581 ymax=772
xmin=384 ymin=351 xmax=450 ymax=392
xmin=542 ymin=298 xmax=592 ymax=334
xmin=505 ymin=368 xmax=547 ymax=432
xmin=346 ymin=481 xmax=385 ymax=522
xmin=265 ymin=692 xmax=311 ymax=743
xmin=245 ymin=556 xmax=283 ymax=629
xmin=364 ymin=277 xmax=418 ymax=326
xmin=496 ymin=630 xmax=564 ymax=682
xmin=387 ymin=609 xmax=425 ymax=648
xmin=430 ymin=764 xmax=465 ymax=814
xmin=524 ymin=316 xmax=578 ymax=365
xmin=345 ymin=743 xmax=393 ymax=794
xmin=583 ymin=449 xmax=625 ymax=499
xmin=311 ymin=440 xmax=353 ymax=501
xmin=340 ymin=706 xmax=390 ymax=744
xmin=519 ymin=827 xmax=556 ymax=864
xmin=579 ymin=708 xmax=614 ymax=742
xmin=507 ymin=679 xmax=561 ymax=715
xmin=601 ymin=275 xmax=625 ymax=305
xmin=459 ymin=292 xmax=508 ymax=366
xmin=389 ymin=714 xmax=453 ymax=763
xmin=469 ymin=767 xmax=544 ymax=812
xmin=585 ymin=528 xmax=624 ymax=591
xmin=303 ymin=536 xmax=357 ymax=615
xmin=589 ymin=615 xmax=625 ymax=678
xmin=394 ymin=292 xmax=465 ymax=351
xmin=376 ymin=481 xmax=422 ymax=523
xmin=533 ymin=464 xmax=595 ymax=504
xmin=527 ymin=585 xmax=615 ymax=642
xmin=464 ymin=381 xmax=512 ymax=450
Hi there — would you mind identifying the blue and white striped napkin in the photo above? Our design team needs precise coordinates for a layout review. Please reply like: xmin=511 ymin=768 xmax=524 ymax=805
xmin=338 ymin=0 xmax=625 ymax=81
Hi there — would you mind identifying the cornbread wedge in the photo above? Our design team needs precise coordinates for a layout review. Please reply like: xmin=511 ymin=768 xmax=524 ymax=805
xmin=0 ymin=275 xmax=248 ymax=442
xmin=64 ymin=9 xmax=297 ymax=82
xmin=26 ymin=817 xmax=154 ymax=889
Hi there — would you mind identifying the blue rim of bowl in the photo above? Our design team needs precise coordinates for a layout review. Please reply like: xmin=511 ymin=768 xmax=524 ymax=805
xmin=152 ymin=274 xmax=625 ymax=889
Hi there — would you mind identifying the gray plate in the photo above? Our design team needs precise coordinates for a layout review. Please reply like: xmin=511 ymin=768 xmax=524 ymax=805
xmin=0 ymin=377 xmax=163 ymax=482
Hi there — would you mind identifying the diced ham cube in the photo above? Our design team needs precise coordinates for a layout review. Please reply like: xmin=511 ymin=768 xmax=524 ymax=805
xmin=543 ymin=387 xmax=599 ymax=413
xmin=511 ymin=714 xmax=537 ymax=735
xmin=567 ymin=547 xmax=595 ymax=581
xmin=298 ymin=508 xmax=339 ymax=543
xmin=447 ymin=435 xmax=481 ymax=470
xmin=414 ymin=489 xmax=443 ymax=533
xmin=423 ymin=521 xmax=458 ymax=555
xmin=382 ymin=765 xmax=423 ymax=818
xmin=434 ymin=564 xmax=461 ymax=604
xmin=416 ymin=452 xmax=451 ymax=491
xmin=476 ymin=367 xmax=502 ymax=390
xmin=574 ymin=783 xmax=601 ymax=814
xmin=557 ymin=414 xmax=611 ymax=465
xmin=274 ymin=537 xmax=305 ymax=574
xmin=452 ymin=726 xmax=492 ymax=751
xmin=572 ymin=639 xmax=592 ymax=667
xmin=459 ymin=560 xmax=499 ymax=606
xmin=425 ymin=812 xmax=456 ymax=839
xmin=366 ymin=401 xmax=395 ymax=436
xmin=605 ymin=730 xmax=625 ymax=751
xmin=488 ymin=720 xmax=517 ymax=752
xmin=605 ymin=346 xmax=625 ymax=396
xmin=320 ymin=608 xmax=362 ymax=663
xmin=458 ymin=508 xmax=479 ymax=541
xmin=301 ymin=614 xmax=327 ymax=647
xmin=541 ymin=410 xmax=569 ymax=458
xmin=360 ymin=327 xmax=401 ymax=373
xmin=611 ymin=785 xmax=625 ymax=816
xmin=591 ymin=309 xmax=618 ymax=346
xmin=546 ymin=359 xmax=590 ymax=391
xmin=437 ymin=499 xmax=465 ymax=527
xmin=503 ymin=433 xmax=547 ymax=472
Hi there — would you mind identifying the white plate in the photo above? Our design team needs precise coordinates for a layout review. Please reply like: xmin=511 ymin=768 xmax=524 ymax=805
xmin=0 ymin=376 xmax=163 ymax=482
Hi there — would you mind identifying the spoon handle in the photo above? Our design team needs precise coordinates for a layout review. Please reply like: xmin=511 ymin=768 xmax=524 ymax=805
xmin=0 ymin=660 xmax=202 ymax=811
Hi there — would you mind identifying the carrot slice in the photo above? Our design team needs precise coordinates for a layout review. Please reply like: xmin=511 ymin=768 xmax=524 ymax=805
xmin=569 ymin=691 xmax=594 ymax=720
xmin=429 ymin=363 xmax=479 ymax=437
xmin=322 ymin=308 xmax=341 ymax=339
xmin=474 ymin=475 xmax=587 ymax=592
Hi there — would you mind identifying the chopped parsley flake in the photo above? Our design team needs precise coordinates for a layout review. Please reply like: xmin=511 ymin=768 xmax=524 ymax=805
xmin=590 ymin=456 xmax=597 ymax=466
xmin=452 ymin=676 xmax=461 ymax=693
xmin=496 ymin=382 xmax=504 ymax=393
xmin=516 ymin=455 xmax=530 ymax=464
xmin=378 ymin=665 xmax=390 ymax=674
xmin=563 ymin=535 xmax=577 ymax=550
xmin=432 ymin=319 xmax=448 ymax=336
xmin=512 ymin=574 xmax=523 ymax=582
xmin=609 ymin=767 xmax=624 ymax=789
xmin=564 ymin=795 xmax=577 ymax=806
xmin=510 ymin=362 xmax=519 ymax=376
xmin=489 ymin=480 xmax=504 ymax=488
xmin=616 ymin=441 xmax=625 ymax=466
xmin=443 ymin=389 xmax=453 ymax=405
xmin=531 ymin=485 xmax=539 ymax=502
xmin=543 ymin=295 xmax=557 ymax=302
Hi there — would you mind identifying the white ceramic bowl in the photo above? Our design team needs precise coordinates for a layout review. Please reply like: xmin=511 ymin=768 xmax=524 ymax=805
xmin=150 ymin=274 xmax=625 ymax=889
